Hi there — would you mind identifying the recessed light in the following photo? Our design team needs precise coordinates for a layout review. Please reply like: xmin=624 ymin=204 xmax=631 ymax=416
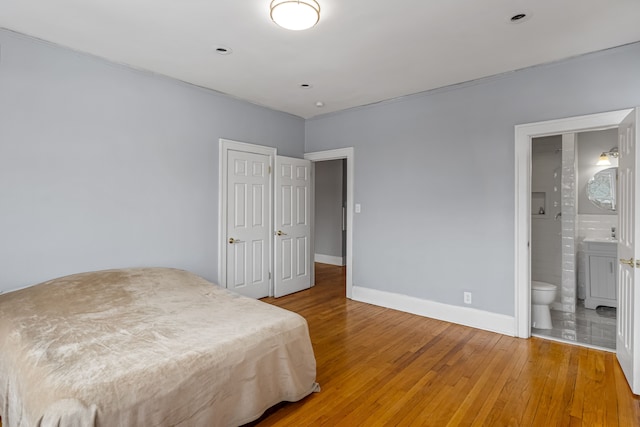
xmin=315 ymin=101 xmax=324 ymax=108
xmin=508 ymin=12 xmax=531 ymax=24
xmin=300 ymin=83 xmax=313 ymax=89
xmin=214 ymin=45 xmax=232 ymax=55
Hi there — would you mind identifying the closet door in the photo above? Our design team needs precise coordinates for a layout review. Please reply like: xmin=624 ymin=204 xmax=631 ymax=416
xmin=225 ymin=149 xmax=271 ymax=298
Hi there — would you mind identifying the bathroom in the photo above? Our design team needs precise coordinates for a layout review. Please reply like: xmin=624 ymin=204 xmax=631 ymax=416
xmin=530 ymin=128 xmax=618 ymax=350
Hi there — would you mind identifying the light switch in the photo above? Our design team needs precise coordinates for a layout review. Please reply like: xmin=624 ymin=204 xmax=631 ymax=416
xmin=355 ymin=203 xmax=361 ymax=213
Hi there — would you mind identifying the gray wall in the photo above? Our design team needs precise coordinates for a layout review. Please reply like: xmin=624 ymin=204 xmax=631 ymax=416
xmin=314 ymin=159 xmax=344 ymax=259
xmin=3 ymin=27 xmax=640 ymax=319
xmin=577 ymin=128 xmax=619 ymax=215
xmin=305 ymin=42 xmax=640 ymax=316
xmin=0 ymin=30 xmax=305 ymax=292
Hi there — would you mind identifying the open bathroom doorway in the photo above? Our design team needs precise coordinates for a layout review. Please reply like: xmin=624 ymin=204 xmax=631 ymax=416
xmin=516 ymin=107 xmax=640 ymax=394
xmin=530 ymin=131 xmax=618 ymax=350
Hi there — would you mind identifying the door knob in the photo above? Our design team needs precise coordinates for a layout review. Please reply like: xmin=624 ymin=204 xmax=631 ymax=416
xmin=276 ymin=230 xmax=287 ymax=236
xmin=619 ymin=257 xmax=635 ymax=267
xmin=229 ymin=237 xmax=236 ymax=244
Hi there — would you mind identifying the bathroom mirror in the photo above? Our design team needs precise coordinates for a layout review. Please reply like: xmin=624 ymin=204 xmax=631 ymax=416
xmin=586 ymin=167 xmax=617 ymax=211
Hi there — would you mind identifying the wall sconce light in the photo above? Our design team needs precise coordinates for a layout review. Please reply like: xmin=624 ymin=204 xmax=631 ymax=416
xmin=596 ymin=147 xmax=619 ymax=166
xmin=270 ymin=0 xmax=320 ymax=31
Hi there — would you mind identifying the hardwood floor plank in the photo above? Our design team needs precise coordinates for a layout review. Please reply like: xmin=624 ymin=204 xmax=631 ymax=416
xmin=443 ymin=336 xmax=514 ymax=426
xmin=531 ymin=341 xmax=566 ymax=424
xmin=505 ymin=340 xmax=551 ymax=424
xmin=489 ymin=339 xmax=537 ymax=426
xmin=251 ymin=264 xmax=640 ymax=426
xmin=570 ymin=346 xmax=590 ymax=421
xmin=581 ymin=350 xmax=607 ymax=425
xmin=603 ymin=353 xmax=621 ymax=426
xmin=615 ymin=356 xmax=640 ymax=426
xmin=471 ymin=339 xmax=531 ymax=426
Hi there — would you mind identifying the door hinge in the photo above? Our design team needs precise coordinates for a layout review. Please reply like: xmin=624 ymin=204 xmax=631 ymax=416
xmin=268 ymin=166 xmax=272 ymax=174
xmin=269 ymin=272 xmax=272 ymax=279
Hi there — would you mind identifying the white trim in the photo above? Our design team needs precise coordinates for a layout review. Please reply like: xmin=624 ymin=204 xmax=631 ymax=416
xmin=514 ymin=109 xmax=631 ymax=338
xmin=352 ymin=286 xmax=515 ymax=336
xmin=218 ymin=138 xmax=276 ymax=295
xmin=314 ymin=254 xmax=345 ymax=266
xmin=305 ymin=148 xmax=355 ymax=298
xmin=308 ymin=162 xmax=316 ymax=287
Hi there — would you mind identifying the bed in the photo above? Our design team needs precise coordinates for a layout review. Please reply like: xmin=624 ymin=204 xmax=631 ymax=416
xmin=0 ymin=267 xmax=318 ymax=427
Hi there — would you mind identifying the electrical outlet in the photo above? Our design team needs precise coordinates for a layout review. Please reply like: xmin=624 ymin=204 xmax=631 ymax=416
xmin=463 ymin=292 xmax=472 ymax=304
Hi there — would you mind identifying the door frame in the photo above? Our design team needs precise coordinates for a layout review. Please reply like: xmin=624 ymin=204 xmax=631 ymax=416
xmin=305 ymin=148 xmax=355 ymax=298
xmin=514 ymin=109 xmax=632 ymax=338
xmin=218 ymin=138 xmax=276 ymax=295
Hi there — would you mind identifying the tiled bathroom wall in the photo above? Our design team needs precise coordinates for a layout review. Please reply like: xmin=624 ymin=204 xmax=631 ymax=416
xmin=577 ymin=214 xmax=619 ymax=240
xmin=557 ymin=134 xmax=577 ymax=313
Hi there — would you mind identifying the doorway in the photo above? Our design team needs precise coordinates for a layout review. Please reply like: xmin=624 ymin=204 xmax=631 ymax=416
xmin=313 ymin=159 xmax=346 ymax=267
xmin=529 ymin=131 xmax=619 ymax=350
xmin=218 ymin=140 xmax=354 ymax=299
xmin=305 ymin=148 xmax=354 ymax=298
xmin=514 ymin=109 xmax=632 ymax=338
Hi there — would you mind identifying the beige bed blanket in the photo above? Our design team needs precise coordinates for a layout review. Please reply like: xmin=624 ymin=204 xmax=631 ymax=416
xmin=0 ymin=268 xmax=318 ymax=426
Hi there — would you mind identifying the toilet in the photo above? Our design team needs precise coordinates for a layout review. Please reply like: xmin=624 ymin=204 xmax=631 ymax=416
xmin=531 ymin=281 xmax=558 ymax=329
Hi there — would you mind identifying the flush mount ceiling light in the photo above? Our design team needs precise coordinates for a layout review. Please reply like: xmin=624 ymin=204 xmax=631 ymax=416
xmin=270 ymin=0 xmax=320 ymax=31
xmin=596 ymin=147 xmax=619 ymax=166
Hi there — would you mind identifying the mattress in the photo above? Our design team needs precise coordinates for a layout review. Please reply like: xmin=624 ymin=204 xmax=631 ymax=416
xmin=0 ymin=268 xmax=318 ymax=426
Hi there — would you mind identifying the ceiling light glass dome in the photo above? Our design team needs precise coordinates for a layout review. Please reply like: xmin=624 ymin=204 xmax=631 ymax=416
xmin=270 ymin=0 xmax=320 ymax=31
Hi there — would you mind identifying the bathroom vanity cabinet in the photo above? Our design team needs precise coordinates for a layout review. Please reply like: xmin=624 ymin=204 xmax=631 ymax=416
xmin=583 ymin=240 xmax=617 ymax=309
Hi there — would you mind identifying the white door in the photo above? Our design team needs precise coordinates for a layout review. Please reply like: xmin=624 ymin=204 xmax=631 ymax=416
xmin=617 ymin=107 xmax=640 ymax=394
xmin=226 ymin=149 xmax=271 ymax=298
xmin=274 ymin=156 xmax=311 ymax=297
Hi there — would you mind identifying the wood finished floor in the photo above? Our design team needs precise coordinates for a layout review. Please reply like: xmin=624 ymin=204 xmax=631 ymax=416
xmin=252 ymin=263 xmax=640 ymax=426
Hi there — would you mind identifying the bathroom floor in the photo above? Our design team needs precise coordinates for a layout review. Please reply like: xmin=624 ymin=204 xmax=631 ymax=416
xmin=532 ymin=299 xmax=616 ymax=351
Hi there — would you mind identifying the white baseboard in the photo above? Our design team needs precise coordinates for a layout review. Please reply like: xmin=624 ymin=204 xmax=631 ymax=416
xmin=314 ymin=254 xmax=345 ymax=266
xmin=352 ymin=286 xmax=515 ymax=336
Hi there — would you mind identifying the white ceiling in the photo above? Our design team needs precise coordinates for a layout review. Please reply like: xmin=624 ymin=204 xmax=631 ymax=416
xmin=2 ymin=0 xmax=640 ymax=119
